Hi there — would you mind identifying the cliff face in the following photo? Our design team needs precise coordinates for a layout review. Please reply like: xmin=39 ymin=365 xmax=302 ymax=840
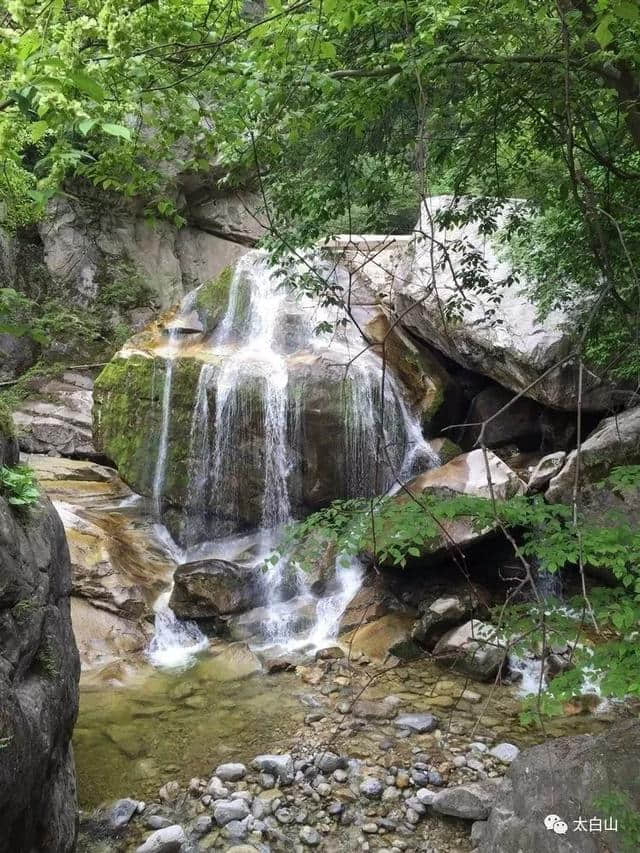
xmin=0 ymin=464 xmax=80 ymax=853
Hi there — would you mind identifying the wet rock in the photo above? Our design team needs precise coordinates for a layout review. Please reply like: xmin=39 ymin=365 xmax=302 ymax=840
xmin=342 ymin=612 xmax=418 ymax=660
xmin=136 ymin=824 xmax=187 ymax=853
xmin=213 ymin=798 xmax=251 ymax=826
xmin=252 ymin=754 xmax=295 ymax=785
xmin=106 ymin=798 xmax=139 ymax=832
xmin=433 ymin=620 xmax=507 ymax=681
xmin=170 ymin=560 xmax=264 ymax=621
xmin=359 ymin=777 xmax=384 ymax=799
xmin=488 ymin=743 xmax=520 ymax=764
xmin=431 ymin=780 xmax=501 ymax=820
xmin=208 ymin=642 xmax=263 ymax=680
xmin=393 ymin=713 xmax=438 ymax=733
xmin=215 ymin=763 xmax=247 ymax=782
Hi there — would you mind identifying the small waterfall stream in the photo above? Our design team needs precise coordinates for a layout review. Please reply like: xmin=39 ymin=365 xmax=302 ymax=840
xmin=145 ymin=251 xmax=439 ymax=666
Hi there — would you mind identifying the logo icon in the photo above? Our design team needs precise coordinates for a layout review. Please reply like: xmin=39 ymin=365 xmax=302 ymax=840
xmin=545 ymin=814 xmax=568 ymax=834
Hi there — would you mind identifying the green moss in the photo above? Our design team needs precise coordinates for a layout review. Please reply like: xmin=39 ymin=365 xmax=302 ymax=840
xmin=93 ymin=353 xmax=211 ymax=505
xmin=0 ymin=400 xmax=15 ymax=439
xmin=193 ymin=266 xmax=234 ymax=332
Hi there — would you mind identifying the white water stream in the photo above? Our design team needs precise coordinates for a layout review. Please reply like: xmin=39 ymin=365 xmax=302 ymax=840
xmin=146 ymin=251 xmax=439 ymax=667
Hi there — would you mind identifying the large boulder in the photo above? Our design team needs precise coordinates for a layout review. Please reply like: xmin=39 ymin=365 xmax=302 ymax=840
xmin=370 ymin=450 xmax=525 ymax=564
xmin=169 ymin=559 xmax=265 ymax=621
xmin=547 ymin=405 xmax=640 ymax=503
xmin=475 ymin=719 xmax=640 ymax=853
xmin=392 ymin=196 xmax=622 ymax=411
xmin=457 ymin=385 xmax=575 ymax=451
xmin=432 ymin=620 xmax=507 ymax=681
xmin=0 ymin=493 xmax=80 ymax=852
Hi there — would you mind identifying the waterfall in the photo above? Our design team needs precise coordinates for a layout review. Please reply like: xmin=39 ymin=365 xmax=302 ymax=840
xmin=152 ymin=330 xmax=179 ymax=518
xmin=147 ymin=590 xmax=208 ymax=669
xmin=146 ymin=250 xmax=440 ymax=663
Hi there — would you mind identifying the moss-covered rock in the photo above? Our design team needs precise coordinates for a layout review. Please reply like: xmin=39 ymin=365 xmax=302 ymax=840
xmin=192 ymin=266 xmax=237 ymax=333
xmin=0 ymin=401 xmax=19 ymax=466
xmin=93 ymin=353 xmax=205 ymax=505
xmin=431 ymin=437 xmax=463 ymax=464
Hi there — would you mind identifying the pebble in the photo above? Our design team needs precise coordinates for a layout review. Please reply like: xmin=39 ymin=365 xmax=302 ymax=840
xmin=393 ymin=713 xmax=438 ymax=733
xmin=213 ymin=799 xmax=251 ymax=826
xmin=362 ymin=823 xmax=379 ymax=834
xmin=299 ymin=825 xmax=321 ymax=846
xmin=489 ymin=742 xmax=520 ymax=763
xmin=136 ymin=825 xmax=186 ymax=853
xmin=215 ymin=763 xmax=247 ymax=782
xmin=359 ymin=777 xmax=384 ymax=799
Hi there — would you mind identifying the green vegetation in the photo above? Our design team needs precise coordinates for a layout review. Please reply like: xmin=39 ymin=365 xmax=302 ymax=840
xmin=0 ymin=400 xmax=15 ymax=438
xmin=278 ymin=465 xmax=640 ymax=713
xmin=0 ymin=464 xmax=39 ymax=508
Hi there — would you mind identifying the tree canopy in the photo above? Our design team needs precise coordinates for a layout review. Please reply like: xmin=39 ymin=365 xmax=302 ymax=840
xmin=2 ymin=0 xmax=640 ymax=376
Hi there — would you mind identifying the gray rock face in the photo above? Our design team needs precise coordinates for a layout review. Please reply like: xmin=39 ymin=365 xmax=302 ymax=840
xmin=135 ymin=824 xmax=187 ymax=853
xmin=393 ymin=196 xmax=621 ymax=411
xmin=188 ymin=189 xmax=266 ymax=245
xmin=0 ymin=430 xmax=19 ymax=468
xmin=547 ymin=405 xmax=640 ymax=503
xmin=476 ymin=719 xmax=640 ymax=853
xmin=12 ymin=372 xmax=96 ymax=458
xmin=170 ymin=559 xmax=265 ymax=622
xmin=0 ymin=494 xmax=80 ymax=853
xmin=433 ymin=620 xmax=507 ymax=681
xmin=431 ymin=780 xmax=501 ymax=820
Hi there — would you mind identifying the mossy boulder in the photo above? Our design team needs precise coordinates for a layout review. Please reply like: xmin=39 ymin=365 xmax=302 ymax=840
xmin=93 ymin=353 xmax=206 ymax=506
xmin=192 ymin=266 xmax=236 ymax=334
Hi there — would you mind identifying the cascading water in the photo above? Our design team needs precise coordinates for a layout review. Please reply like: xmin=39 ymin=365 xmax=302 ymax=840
xmin=148 ymin=330 xmax=209 ymax=667
xmin=147 ymin=250 xmax=439 ymax=663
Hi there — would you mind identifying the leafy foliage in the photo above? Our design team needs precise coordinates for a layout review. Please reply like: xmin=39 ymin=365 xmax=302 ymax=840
xmin=0 ymin=465 xmax=39 ymax=508
xmin=279 ymin=466 xmax=640 ymax=710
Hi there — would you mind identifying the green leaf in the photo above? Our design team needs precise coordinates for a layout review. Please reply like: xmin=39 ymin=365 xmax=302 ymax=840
xmin=614 ymin=1 xmax=639 ymax=21
xmin=319 ymin=42 xmax=337 ymax=60
xmin=595 ymin=15 xmax=614 ymax=48
xmin=70 ymin=72 xmax=105 ymax=102
xmin=78 ymin=118 xmax=98 ymax=136
xmin=101 ymin=123 xmax=132 ymax=141
xmin=30 ymin=121 xmax=49 ymax=142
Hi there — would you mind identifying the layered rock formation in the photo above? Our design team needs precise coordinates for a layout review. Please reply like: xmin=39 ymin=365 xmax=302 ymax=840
xmin=0 ymin=478 xmax=80 ymax=851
